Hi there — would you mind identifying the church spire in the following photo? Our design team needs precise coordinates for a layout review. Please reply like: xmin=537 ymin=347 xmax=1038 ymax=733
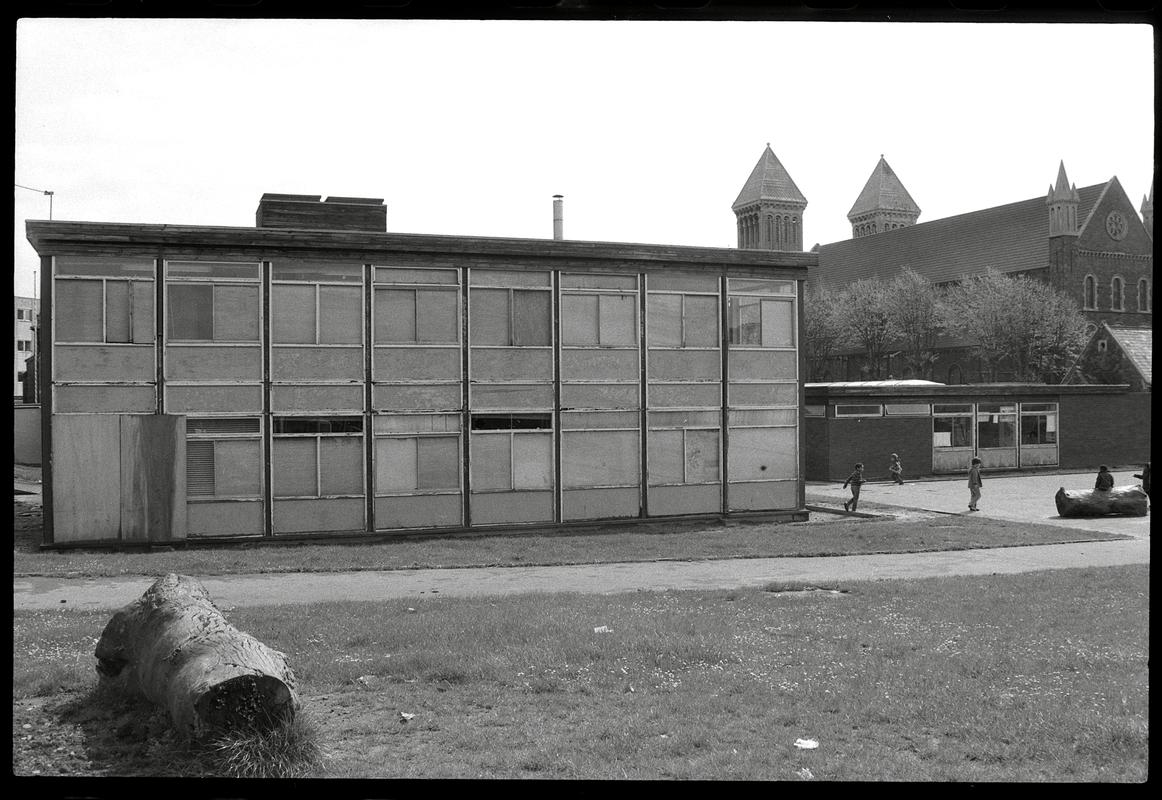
xmin=1141 ymin=179 xmax=1153 ymax=239
xmin=1046 ymin=160 xmax=1080 ymax=237
xmin=847 ymin=155 xmax=921 ymax=238
xmin=732 ymin=144 xmax=807 ymax=252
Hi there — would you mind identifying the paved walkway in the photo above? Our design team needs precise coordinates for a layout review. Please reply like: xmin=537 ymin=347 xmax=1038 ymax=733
xmin=12 ymin=469 xmax=1149 ymax=612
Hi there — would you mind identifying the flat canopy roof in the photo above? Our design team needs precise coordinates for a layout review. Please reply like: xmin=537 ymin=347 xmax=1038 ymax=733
xmin=806 ymin=382 xmax=1135 ymax=400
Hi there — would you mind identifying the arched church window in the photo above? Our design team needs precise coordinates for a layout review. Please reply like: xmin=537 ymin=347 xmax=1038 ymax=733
xmin=1083 ymin=275 xmax=1096 ymax=310
xmin=1138 ymin=278 xmax=1149 ymax=312
xmin=1111 ymin=276 xmax=1124 ymax=311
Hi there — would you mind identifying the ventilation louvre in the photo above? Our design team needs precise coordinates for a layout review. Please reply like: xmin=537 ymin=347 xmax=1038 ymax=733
xmin=186 ymin=440 xmax=215 ymax=496
xmin=187 ymin=417 xmax=261 ymax=435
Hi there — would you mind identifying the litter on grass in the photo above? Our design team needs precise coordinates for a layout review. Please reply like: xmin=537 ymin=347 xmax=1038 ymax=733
xmin=399 ymin=712 xmax=415 ymax=722
xmin=794 ymin=738 xmax=819 ymax=749
xmin=593 ymin=626 xmax=613 ymax=634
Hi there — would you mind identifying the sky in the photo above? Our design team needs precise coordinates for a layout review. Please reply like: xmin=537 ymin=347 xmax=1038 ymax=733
xmin=13 ymin=18 xmax=1155 ymax=299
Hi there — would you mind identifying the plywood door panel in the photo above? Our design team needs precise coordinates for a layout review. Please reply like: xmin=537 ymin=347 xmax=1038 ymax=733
xmin=51 ymin=415 xmax=122 ymax=542
xmin=120 ymin=415 xmax=187 ymax=542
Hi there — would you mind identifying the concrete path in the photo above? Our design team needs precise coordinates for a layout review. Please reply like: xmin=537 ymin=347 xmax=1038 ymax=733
xmin=12 ymin=469 xmax=1149 ymax=612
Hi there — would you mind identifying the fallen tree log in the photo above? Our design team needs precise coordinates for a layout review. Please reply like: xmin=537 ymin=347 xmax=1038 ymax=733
xmin=94 ymin=573 xmax=299 ymax=740
xmin=1054 ymin=485 xmax=1149 ymax=518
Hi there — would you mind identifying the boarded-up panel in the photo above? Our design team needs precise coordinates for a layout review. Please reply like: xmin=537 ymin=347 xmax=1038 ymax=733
xmin=120 ymin=415 xmax=187 ymax=543
xmin=271 ymin=347 xmax=363 ymax=380
xmin=560 ymin=383 xmax=640 ymax=410
xmin=469 ymin=289 xmax=509 ymax=345
xmin=729 ymin=409 xmax=797 ymax=427
xmin=512 ymin=291 xmax=551 ymax=346
xmin=647 ymin=294 xmax=682 ymax=347
xmin=55 ymin=385 xmax=156 ymax=413
xmin=417 ymin=436 xmax=461 ymax=489
xmin=470 ymin=270 xmax=550 ymax=288
xmin=320 ymin=286 xmax=363 ymax=344
xmin=686 ymin=430 xmax=721 ymax=483
xmin=167 ymin=284 xmax=214 ymax=341
xmin=51 ymin=415 xmax=122 ymax=542
xmin=105 ymin=281 xmax=131 ymax=343
xmin=727 ymin=427 xmax=797 ymax=481
xmin=727 ymin=480 xmax=798 ymax=512
xmin=166 ymin=345 xmax=262 ymax=381
xmin=562 ymin=487 xmax=640 ymax=521
xmin=470 ymin=491 xmax=554 ymax=525
xmin=646 ymin=429 xmax=684 ymax=485
xmin=213 ymin=285 xmax=260 ymax=342
xmin=374 ymin=347 xmax=461 ymax=381
xmin=132 ymin=282 xmax=155 ymax=344
xmin=561 ymin=274 xmax=638 ymax=290
xmin=55 ymin=279 xmax=104 ymax=342
xmin=375 ymin=288 xmax=416 ymax=343
xmin=416 ymin=290 xmax=459 ymax=344
xmin=273 ymin=498 xmax=365 ymax=533
xmin=375 ymin=494 xmax=463 ymax=529
xmin=319 ymin=438 xmax=365 ymax=496
xmin=55 ymin=345 xmax=155 ymax=382
xmin=683 ymin=295 xmax=721 ymax=347
xmin=728 ymin=350 xmax=797 ymax=382
xmin=561 ymin=349 xmax=639 ymax=381
xmin=562 ymin=430 xmax=639 ymax=488
xmin=272 ymin=284 xmax=317 ymax=343
xmin=376 ymin=437 xmax=417 ymax=493
xmin=187 ymin=500 xmax=264 ymax=537
xmin=272 ymin=438 xmax=318 ymax=497
xmin=270 ymin=384 xmax=365 ymax=413
xmin=599 ymin=295 xmax=638 ymax=345
xmin=647 ymin=483 xmax=722 ymax=516
xmin=374 ymin=383 xmax=463 ymax=411
xmin=728 ymin=382 xmax=799 ymax=407
xmin=470 ymin=434 xmax=512 ymax=491
xmin=470 ymin=383 xmax=554 ymax=410
xmin=761 ymin=300 xmax=794 ymax=347
xmin=470 ymin=348 xmax=553 ymax=381
xmin=561 ymin=294 xmax=599 ymax=346
xmin=647 ymin=274 xmax=719 ymax=294
xmin=214 ymin=439 xmax=263 ymax=497
xmin=166 ymin=384 xmax=263 ymax=414
xmin=648 ymin=350 xmax=721 ymax=381
xmin=646 ymin=383 xmax=721 ymax=409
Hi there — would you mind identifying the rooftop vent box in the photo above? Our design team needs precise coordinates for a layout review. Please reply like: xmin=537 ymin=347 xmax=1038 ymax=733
xmin=256 ymin=193 xmax=386 ymax=232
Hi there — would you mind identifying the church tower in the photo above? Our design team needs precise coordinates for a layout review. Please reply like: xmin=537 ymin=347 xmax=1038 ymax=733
xmin=732 ymin=144 xmax=807 ymax=251
xmin=847 ymin=156 xmax=921 ymax=238
xmin=1141 ymin=180 xmax=1153 ymax=239
xmin=1046 ymin=161 xmax=1080 ymax=297
xmin=1046 ymin=160 xmax=1081 ymax=237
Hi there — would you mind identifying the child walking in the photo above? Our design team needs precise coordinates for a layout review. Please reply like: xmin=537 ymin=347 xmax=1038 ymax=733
xmin=967 ymin=457 xmax=983 ymax=511
xmin=889 ymin=453 xmax=904 ymax=485
xmin=842 ymin=463 xmax=865 ymax=512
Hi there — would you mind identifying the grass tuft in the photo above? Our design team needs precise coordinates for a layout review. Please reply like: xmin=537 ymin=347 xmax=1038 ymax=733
xmin=202 ymin=711 xmax=326 ymax=779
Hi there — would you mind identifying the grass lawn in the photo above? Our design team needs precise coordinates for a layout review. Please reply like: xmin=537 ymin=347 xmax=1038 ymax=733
xmin=13 ymin=499 xmax=1128 ymax=578
xmin=12 ymin=565 xmax=1148 ymax=781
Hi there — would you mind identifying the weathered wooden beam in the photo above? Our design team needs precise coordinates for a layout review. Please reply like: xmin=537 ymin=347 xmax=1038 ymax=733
xmin=94 ymin=573 xmax=299 ymax=739
xmin=1054 ymin=485 xmax=1149 ymax=518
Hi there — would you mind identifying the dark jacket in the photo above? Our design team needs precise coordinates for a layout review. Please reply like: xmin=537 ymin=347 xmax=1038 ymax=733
xmin=843 ymin=470 xmax=864 ymax=488
xmin=1095 ymin=471 xmax=1114 ymax=491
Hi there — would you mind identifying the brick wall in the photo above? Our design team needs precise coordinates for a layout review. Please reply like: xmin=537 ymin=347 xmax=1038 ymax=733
xmin=819 ymin=416 xmax=932 ymax=482
xmin=1058 ymin=392 xmax=1151 ymax=469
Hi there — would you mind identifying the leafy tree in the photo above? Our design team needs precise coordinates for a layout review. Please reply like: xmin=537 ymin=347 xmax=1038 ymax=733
xmin=942 ymin=269 xmax=1089 ymax=382
xmin=886 ymin=268 xmax=946 ymax=380
xmin=802 ymin=281 xmax=848 ymax=381
xmin=839 ymin=278 xmax=900 ymax=380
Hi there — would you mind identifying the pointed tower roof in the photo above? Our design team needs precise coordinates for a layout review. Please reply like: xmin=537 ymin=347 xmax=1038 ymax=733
xmin=1046 ymin=160 xmax=1080 ymax=203
xmin=732 ymin=144 xmax=807 ymax=210
xmin=1141 ymin=180 xmax=1154 ymax=213
xmin=847 ymin=156 xmax=921 ymax=219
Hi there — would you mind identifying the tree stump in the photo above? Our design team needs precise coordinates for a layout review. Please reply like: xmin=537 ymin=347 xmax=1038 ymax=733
xmin=94 ymin=573 xmax=300 ymax=740
xmin=1054 ymin=485 xmax=1149 ymax=518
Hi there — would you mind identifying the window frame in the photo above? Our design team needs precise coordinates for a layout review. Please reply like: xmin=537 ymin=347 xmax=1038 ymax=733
xmin=271 ymin=415 xmax=365 ymax=498
xmin=164 ymin=260 xmax=262 ymax=344
xmin=55 ymin=276 xmax=155 ymax=345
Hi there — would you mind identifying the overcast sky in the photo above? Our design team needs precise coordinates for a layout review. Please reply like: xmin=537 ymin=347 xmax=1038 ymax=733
xmin=13 ymin=18 xmax=1155 ymax=298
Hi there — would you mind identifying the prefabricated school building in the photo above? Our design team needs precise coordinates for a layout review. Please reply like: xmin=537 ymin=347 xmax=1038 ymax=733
xmin=27 ymin=196 xmax=813 ymax=547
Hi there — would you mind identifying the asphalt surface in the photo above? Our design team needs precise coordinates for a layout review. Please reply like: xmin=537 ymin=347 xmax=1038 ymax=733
xmin=12 ymin=468 xmax=1150 ymax=612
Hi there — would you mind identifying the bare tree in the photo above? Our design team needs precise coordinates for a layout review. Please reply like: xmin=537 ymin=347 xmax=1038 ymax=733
xmin=886 ymin=268 xmax=946 ymax=380
xmin=802 ymin=281 xmax=848 ymax=381
xmin=839 ymin=278 xmax=900 ymax=380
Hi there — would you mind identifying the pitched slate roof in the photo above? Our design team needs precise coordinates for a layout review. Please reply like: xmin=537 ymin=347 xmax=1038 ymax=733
xmin=814 ymin=182 xmax=1106 ymax=286
xmin=732 ymin=145 xmax=807 ymax=210
xmin=1106 ymin=324 xmax=1153 ymax=387
xmin=848 ymin=157 xmax=921 ymax=219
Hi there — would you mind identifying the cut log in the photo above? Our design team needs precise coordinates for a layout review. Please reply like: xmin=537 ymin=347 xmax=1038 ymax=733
xmin=1054 ymin=485 xmax=1149 ymax=518
xmin=94 ymin=573 xmax=299 ymax=740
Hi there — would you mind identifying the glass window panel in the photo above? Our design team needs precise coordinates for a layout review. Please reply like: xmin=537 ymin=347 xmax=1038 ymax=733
xmin=561 ymin=294 xmax=599 ymax=346
xmin=376 ymin=437 xmax=417 ymax=493
xmin=417 ymin=436 xmax=460 ymax=490
xmin=319 ymin=285 xmax=363 ymax=344
xmin=1021 ymin=403 xmax=1057 ymax=413
xmin=647 ymin=294 xmax=683 ymax=347
xmin=978 ymin=415 xmax=1017 ymax=449
xmin=561 ymin=273 xmax=638 ymax=290
xmin=934 ymin=404 xmax=973 ymax=414
xmin=599 ymin=294 xmax=637 ymax=346
xmin=471 ymin=434 xmax=512 ymax=490
xmin=1020 ymin=414 xmax=1057 ymax=445
xmin=131 ymin=282 xmax=155 ymax=343
xmin=647 ymin=429 xmax=685 ymax=485
xmin=214 ymin=285 xmax=260 ymax=342
xmin=319 ymin=438 xmax=364 ymax=495
xmin=512 ymin=290 xmax=551 ymax=346
xmin=512 ymin=433 xmax=553 ymax=489
xmin=416 ymin=290 xmax=459 ymax=343
xmin=376 ymin=288 xmax=417 ymax=343
xmin=562 ymin=430 xmax=639 ymax=487
xmin=272 ymin=285 xmax=316 ymax=344
xmin=104 ymin=281 xmax=131 ymax=343
xmin=685 ymin=429 xmax=721 ymax=483
xmin=214 ymin=440 xmax=262 ymax=497
xmin=761 ymin=300 xmax=794 ymax=347
xmin=56 ymin=256 xmax=154 ymax=277
xmin=273 ymin=438 xmax=318 ymax=497
xmin=648 ymin=274 xmax=719 ymax=293
xmin=684 ymin=295 xmax=720 ymax=347
xmin=167 ymin=283 xmax=213 ymax=341
xmin=884 ymin=403 xmax=930 ymax=415
xmin=470 ymin=289 xmax=510 ymax=345
xmin=729 ymin=279 xmax=795 ymax=295
xmin=729 ymin=297 xmax=762 ymax=345
xmin=374 ymin=414 xmax=460 ymax=433
xmin=729 ymin=409 xmax=797 ymax=427
xmin=933 ymin=416 xmax=973 ymax=448
xmin=55 ymin=280 xmax=104 ymax=342
xmin=167 ymin=261 xmax=260 ymax=279
xmin=375 ymin=267 xmax=459 ymax=285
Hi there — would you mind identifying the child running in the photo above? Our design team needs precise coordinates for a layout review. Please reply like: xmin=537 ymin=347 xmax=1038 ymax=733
xmin=842 ymin=462 xmax=865 ymax=512
xmin=889 ymin=453 xmax=904 ymax=485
